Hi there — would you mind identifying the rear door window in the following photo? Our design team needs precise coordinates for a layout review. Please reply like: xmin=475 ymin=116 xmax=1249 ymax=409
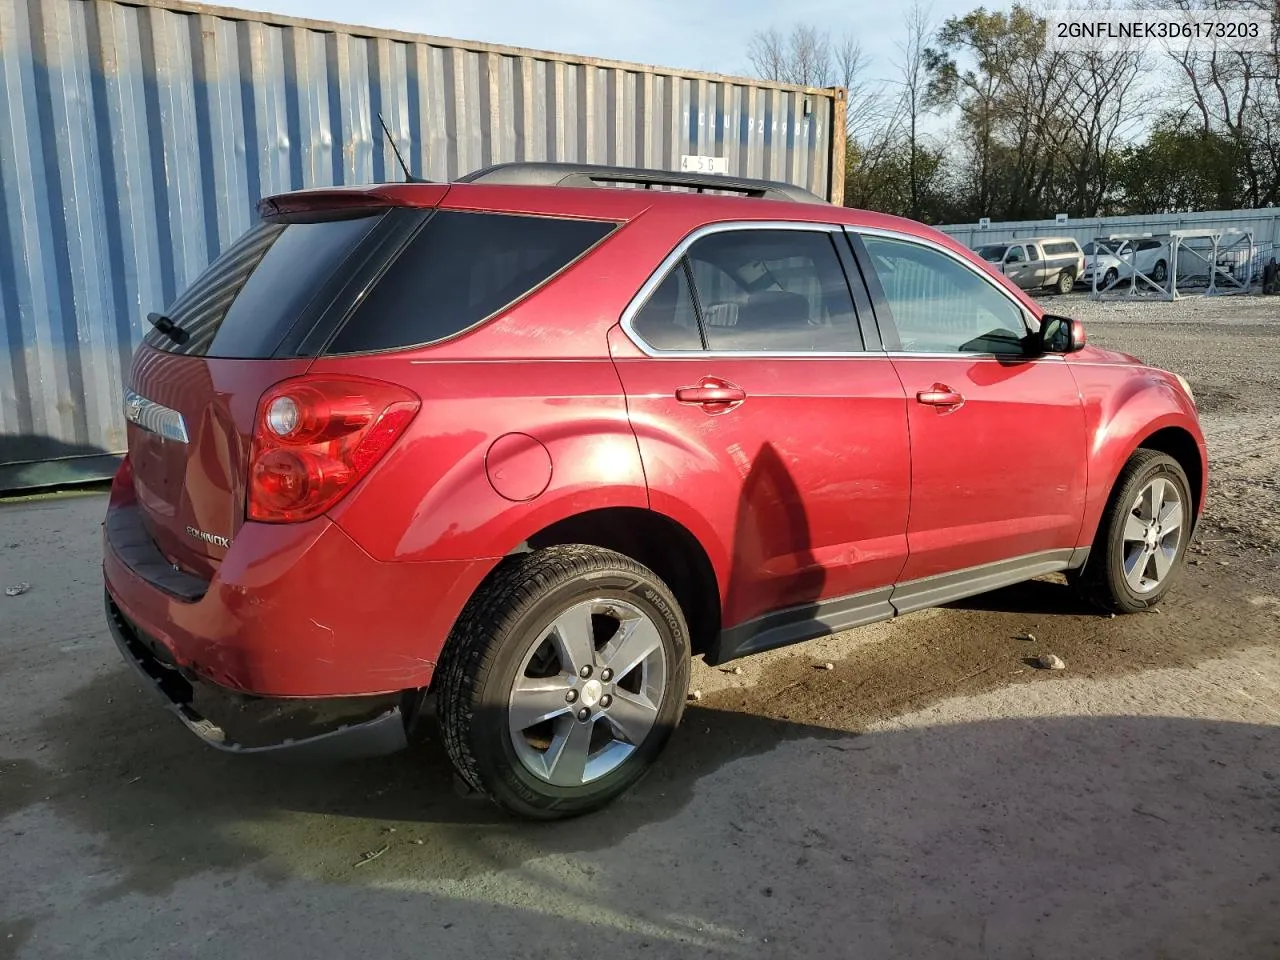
xmin=326 ymin=211 xmax=616 ymax=354
xmin=631 ymin=265 xmax=704 ymax=351
xmin=684 ymin=229 xmax=863 ymax=353
xmin=144 ymin=214 xmax=385 ymax=358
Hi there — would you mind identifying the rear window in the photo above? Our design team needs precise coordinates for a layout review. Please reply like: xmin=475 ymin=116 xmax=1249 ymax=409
xmin=144 ymin=214 xmax=385 ymax=358
xmin=1043 ymin=241 xmax=1078 ymax=256
xmin=325 ymin=211 xmax=616 ymax=354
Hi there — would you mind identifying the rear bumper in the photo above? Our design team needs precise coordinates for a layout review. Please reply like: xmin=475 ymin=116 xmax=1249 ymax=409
xmin=106 ymin=592 xmax=408 ymax=759
xmin=103 ymin=500 xmax=493 ymax=698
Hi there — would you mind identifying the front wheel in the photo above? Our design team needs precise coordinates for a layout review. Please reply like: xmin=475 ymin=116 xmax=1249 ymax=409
xmin=1103 ymin=267 xmax=1119 ymax=289
xmin=1152 ymin=260 xmax=1168 ymax=283
xmin=1074 ymin=450 xmax=1192 ymax=614
xmin=1056 ymin=270 xmax=1074 ymax=295
xmin=436 ymin=546 xmax=690 ymax=819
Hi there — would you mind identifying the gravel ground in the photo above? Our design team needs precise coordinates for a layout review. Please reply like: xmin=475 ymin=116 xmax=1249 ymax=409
xmin=1051 ymin=291 xmax=1280 ymax=556
xmin=2 ymin=294 xmax=1279 ymax=959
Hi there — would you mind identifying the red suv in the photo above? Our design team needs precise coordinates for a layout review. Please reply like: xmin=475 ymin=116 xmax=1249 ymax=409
xmin=104 ymin=163 xmax=1206 ymax=818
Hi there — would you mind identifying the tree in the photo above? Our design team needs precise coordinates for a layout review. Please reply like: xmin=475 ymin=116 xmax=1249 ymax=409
xmin=1161 ymin=0 xmax=1280 ymax=208
xmin=746 ymin=5 xmax=1267 ymax=221
xmin=886 ymin=2 xmax=937 ymax=221
xmin=1055 ymin=43 xmax=1145 ymax=217
xmin=1114 ymin=124 xmax=1246 ymax=212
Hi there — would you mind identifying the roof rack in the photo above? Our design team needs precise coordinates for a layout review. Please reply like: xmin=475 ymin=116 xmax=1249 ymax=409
xmin=455 ymin=162 xmax=827 ymax=204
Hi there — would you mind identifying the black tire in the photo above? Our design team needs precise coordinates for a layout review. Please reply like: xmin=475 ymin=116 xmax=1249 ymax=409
xmin=1103 ymin=267 xmax=1119 ymax=289
xmin=1056 ymin=270 xmax=1074 ymax=295
xmin=1074 ymin=450 xmax=1193 ymax=614
xmin=1152 ymin=260 xmax=1168 ymax=283
xmin=436 ymin=546 xmax=690 ymax=820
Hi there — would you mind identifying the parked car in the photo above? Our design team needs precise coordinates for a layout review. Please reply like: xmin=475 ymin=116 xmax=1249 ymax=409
xmin=975 ymin=237 xmax=1084 ymax=294
xmin=104 ymin=163 xmax=1206 ymax=819
xmin=1081 ymin=237 xmax=1173 ymax=289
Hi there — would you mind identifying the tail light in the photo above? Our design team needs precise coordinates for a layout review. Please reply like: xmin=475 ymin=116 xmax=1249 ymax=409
xmin=248 ymin=376 xmax=420 ymax=523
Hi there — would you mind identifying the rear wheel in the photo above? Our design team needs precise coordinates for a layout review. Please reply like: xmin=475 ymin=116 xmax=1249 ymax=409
xmin=436 ymin=546 xmax=690 ymax=819
xmin=1074 ymin=450 xmax=1192 ymax=613
xmin=1103 ymin=267 xmax=1119 ymax=289
xmin=1056 ymin=270 xmax=1074 ymax=295
xmin=1152 ymin=259 xmax=1168 ymax=284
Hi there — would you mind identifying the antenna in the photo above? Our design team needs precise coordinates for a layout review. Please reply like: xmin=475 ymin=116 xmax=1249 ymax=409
xmin=377 ymin=111 xmax=422 ymax=183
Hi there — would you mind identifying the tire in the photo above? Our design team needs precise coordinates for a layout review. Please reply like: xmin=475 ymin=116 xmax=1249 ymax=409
xmin=1074 ymin=450 xmax=1193 ymax=614
xmin=1152 ymin=260 xmax=1168 ymax=284
xmin=436 ymin=545 xmax=690 ymax=819
xmin=1103 ymin=267 xmax=1119 ymax=289
xmin=1056 ymin=270 xmax=1074 ymax=295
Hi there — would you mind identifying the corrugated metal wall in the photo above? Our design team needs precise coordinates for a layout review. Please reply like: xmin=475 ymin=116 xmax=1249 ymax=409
xmin=0 ymin=0 xmax=842 ymax=489
xmin=936 ymin=208 xmax=1280 ymax=250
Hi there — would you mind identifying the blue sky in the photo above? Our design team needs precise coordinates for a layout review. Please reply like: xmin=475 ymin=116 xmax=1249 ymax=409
xmin=232 ymin=0 xmax=978 ymax=86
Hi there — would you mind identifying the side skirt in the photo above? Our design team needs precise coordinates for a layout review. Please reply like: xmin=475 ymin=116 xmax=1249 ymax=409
xmin=706 ymin=547 xmax=1090 ymax=666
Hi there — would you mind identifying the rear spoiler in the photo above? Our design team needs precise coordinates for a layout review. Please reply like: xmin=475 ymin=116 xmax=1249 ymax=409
xmin=258 ymin=184 xmax=449 ymax=223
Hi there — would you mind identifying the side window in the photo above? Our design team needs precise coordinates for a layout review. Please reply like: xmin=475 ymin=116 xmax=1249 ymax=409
xmin=1006 ymin=245 xmax=1025 ymax=263
xmin=683 ymin=230 xmax=862 ymax=353
xmin=327 ymin=211 xmax=614 ymax=353
xmin=631 ymin=263 xmax=703 ymax=351
xmin=860 ymin=234 xmax=1030 ymax=355
xmin=1026 ymin=243 xmax=1041 ymax=260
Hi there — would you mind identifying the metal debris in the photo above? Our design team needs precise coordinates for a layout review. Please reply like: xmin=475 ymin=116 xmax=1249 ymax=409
xmin=5 ymin=582 xmax=30 ymax=597
xmin=355 ymin=844 xmax=390 ymax=867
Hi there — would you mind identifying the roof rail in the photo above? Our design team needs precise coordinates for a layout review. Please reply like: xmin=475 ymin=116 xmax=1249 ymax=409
xmin=455 ymin=162 xmax=827 ymax=204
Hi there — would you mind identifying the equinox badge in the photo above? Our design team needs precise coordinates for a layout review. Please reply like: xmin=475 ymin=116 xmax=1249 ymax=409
xmin=186 ymin=526 xmax=232 ymax=549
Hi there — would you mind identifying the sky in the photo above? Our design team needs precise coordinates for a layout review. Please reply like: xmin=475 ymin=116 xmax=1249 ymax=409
xmin=229 ymin=0 xmax=978 ymax=89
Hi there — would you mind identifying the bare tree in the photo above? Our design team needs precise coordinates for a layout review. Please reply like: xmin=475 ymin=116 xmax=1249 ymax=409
xmin=1159 ymin=0 xmax=1280 ymax=207
xmin=746 ymin=23 xmax=888 ymax=140
xmin=747 ymin=25 xmax=834 ymax=87
xmin=885 ymin=2 xmax=936 ymax=219
xmin=1059 ymin=46 xmax=1145 ymax=214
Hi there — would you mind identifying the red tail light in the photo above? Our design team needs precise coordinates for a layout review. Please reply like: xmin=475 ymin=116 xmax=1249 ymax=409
xmin=248 ymin=376 xmax=420 ymax=523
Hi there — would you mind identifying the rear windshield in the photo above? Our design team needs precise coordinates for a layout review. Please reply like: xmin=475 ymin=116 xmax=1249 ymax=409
xmin=144 ymin=214 xmax=385 ymax=358
xmin=976 ymin=244 xmax=1007 ymax=262
xmin=325 ymin=211 xmax=616 ymax=354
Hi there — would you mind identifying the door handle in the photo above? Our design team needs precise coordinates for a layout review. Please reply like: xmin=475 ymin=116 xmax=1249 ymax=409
xmin=675 ymin=379 xmax=746 ymax=406
xmin=916 ymin=384 xmax=964 ymax=407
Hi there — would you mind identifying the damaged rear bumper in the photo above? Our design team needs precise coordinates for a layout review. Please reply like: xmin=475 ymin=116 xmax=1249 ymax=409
xmin=105 ymin=592 xmax=408 ymax=761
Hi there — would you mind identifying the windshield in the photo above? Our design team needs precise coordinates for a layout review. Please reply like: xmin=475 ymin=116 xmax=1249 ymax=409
xmin=976 ymin=244 xmax=1008 ymax=262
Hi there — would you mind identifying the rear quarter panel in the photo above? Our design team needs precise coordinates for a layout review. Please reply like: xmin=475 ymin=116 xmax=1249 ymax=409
xmin=318 ymin=355 xmax=650 ymax=563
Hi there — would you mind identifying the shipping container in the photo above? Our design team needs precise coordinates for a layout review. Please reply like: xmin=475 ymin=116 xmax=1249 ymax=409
xmin=0 ymin=0 xmax=846 ymax=489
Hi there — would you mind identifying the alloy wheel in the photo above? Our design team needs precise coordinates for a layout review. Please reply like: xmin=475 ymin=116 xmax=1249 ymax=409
xmin=1120 ymin=476 xmax=1185 ymax=593
xmin=507 ymin=598 xmax=668 ymax=786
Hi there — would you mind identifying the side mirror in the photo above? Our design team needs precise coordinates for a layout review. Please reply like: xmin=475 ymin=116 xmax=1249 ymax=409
xmin=1035 ymin=314 xmax=1087 ymax=354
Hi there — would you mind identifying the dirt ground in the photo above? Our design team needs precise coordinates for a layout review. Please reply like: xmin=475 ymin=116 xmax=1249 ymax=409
xmin=2 ymin=292 xmax=1279 ymax=959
